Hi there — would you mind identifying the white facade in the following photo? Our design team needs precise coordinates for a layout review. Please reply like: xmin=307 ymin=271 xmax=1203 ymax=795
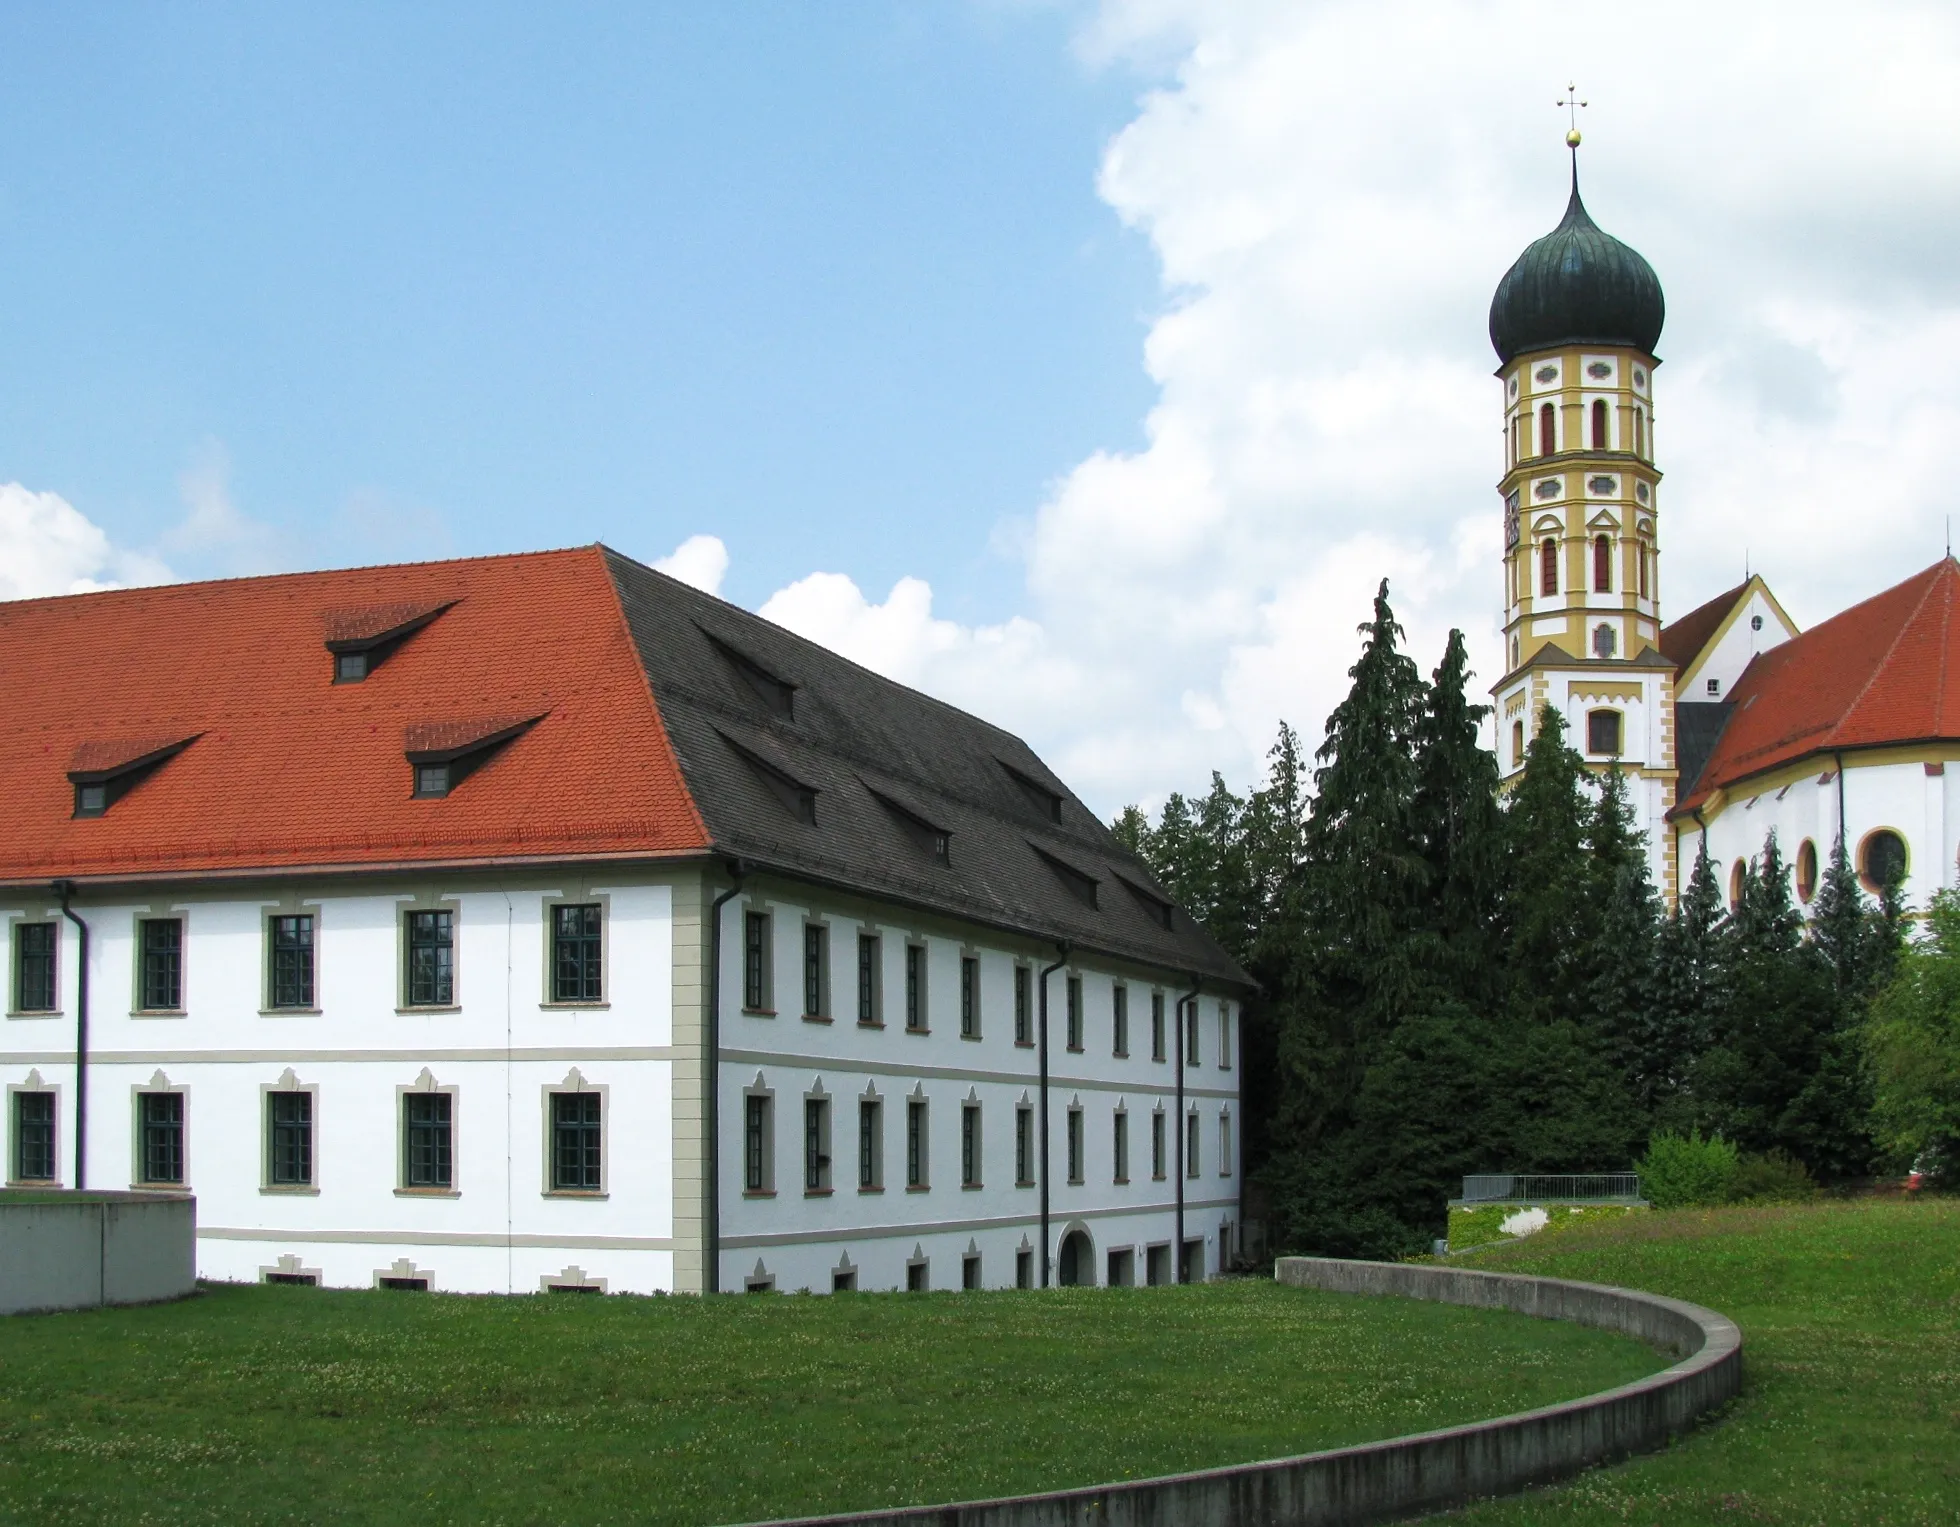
xmin=2 ymin=865 xmax=1239 ymax=1295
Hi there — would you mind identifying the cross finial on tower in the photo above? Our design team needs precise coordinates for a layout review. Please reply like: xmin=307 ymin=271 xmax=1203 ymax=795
xmin=1558 ymin=82 xmax=1587 ymax=149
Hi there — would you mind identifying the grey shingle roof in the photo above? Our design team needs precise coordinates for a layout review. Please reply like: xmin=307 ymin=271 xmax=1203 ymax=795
xmin=602 ymin=548 xmax=1249 ymax=989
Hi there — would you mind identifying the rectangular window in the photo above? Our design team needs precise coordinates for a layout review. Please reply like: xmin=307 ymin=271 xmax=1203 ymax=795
xmin=804 ymin=1097 xmax=831 ymax=1192
xmin=1066 ymin=1108 xmax=1083 ymax=1184
xmin=743 ymin=910 xmax=770 ymax=1011
xmin=1016 ymin=1247 xmax=1032 ymax=1289
xmin=744 ymin=1094 xmax=771 ymax=1193
xmin=551 ymin=903 xmax=603 ymax=1004
xmin=961 ymin=1102 xmax=981 ymax=1188
xmin=1186 ymin=1111 xmax=1201 ymax=1178
xmin=1112 ymin=985 xmax=1128 ymax=1057
xmin=1218 ymin=1001 xmax=1232 ymax=1069
xmin=403 ymin=1092 xmax=453 ymax=1189
xmin=1065 ymin=975 xmax=1082 ymax=1052
xmin=906 ymin=1098 xmax=927 ymax=1188
xmin=268 ymin=915 xmax=315 ymax=1010
xmin=856 ymin=933 xmax=881 ymax=1024
xmin=1015 ymin=1105 xmax=1033 ymax=1186
xmin=1151 ymin=992 xmax=1166 ymax=1062
xmin=1113 ymin=1110 xmax=1129 ymax=1184
xmin=138 ymin=1092 xmax=184 ymax=1185
xmin=802 ymin=923 xmax=828 ymax=1018
xmin=13 ymin=922 xmax=57 ymax=1013
xmin=1152 ymin=1112 xmax=1166 ymax=1180
xmin=551 ymin=1092 xmax=602 ymax=1191
xmin=960 ymin=956 xmax=980 ymax=1039
xmin=1184 ymin=998 xmax=1200 ymax=1067
xmin=1219 ymin=1111 xmax=1233 ymax=1177
xmin=1014 ymin=965 xmax=1032 ymax=1045
xmin=858 ymin=1098 xmax=882 ymax=1189
xmin=404 ymin=910 xmax=454 ymax=1008
xmin=138 ymin=918 xmax=183 ymax=1012
xmin=267 ymin=1091 xmax=313 ymax=1187
xmin=12 ymin=1091 xmax=55 ymax=1182
xmin=905 ymin=943 xmax=927 ymax=1031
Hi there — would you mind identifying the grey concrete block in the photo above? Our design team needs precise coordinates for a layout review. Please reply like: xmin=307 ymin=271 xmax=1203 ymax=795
xmin=1 ymin=1191 xmax=197 ymax=1315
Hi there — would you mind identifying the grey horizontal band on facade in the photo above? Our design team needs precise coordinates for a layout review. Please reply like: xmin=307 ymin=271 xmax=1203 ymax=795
xmin=721 ymin=1195 xmax=1240 ymax=1251
xmin=0 ymin=1046 xmax=679 ymax=1067
xmin=197 ymin=1226 xmax=675 ymax=1251
xmin=719 ymin=1046 xmax=1240 ymax=1101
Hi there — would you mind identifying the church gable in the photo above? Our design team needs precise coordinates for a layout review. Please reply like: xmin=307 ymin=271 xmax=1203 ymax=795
xmin=1662 ymin=576 xmax=1798 ymax=702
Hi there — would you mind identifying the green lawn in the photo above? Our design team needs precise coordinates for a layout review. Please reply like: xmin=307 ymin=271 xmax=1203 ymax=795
xmin=0 ymin=1275 xmax=1660 ymax=1526
xmin=1443 ymin=1196 xmax=1960 ymax=1526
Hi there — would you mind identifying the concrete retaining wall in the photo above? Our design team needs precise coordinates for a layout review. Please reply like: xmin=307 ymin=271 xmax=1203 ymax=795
xmin=0 ymin=1191 xmax=197 ymax=1315
xmin=742 ymin=1256 xmax=1741 ymax=1527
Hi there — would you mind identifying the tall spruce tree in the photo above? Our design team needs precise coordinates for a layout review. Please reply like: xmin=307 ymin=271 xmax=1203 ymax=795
xmin=1411 ymin=630 xmax=1505 ymax=1001
xmin=1587 ymin=767 xmax=1664 ymax=1119
xmin=1651 ymin=837 xmax=1729 ymax=1130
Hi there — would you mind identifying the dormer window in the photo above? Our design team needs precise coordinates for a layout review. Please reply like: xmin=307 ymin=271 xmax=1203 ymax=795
xmin=324 ymin=600 xmax=455 ymax=684
xmin=1033 ymin=845 xmax=1099 ymax=909
xmin=720 ymin=732 xmax=817 ymax=825
xmin=68 ymin=735 xmax=201 ymax=818
xmin=1000 ymin=760 xmax=1064 ymax=823
xmin=870 ymin=787 xmax=952 ymax=866
xmin=1118 ymin=876 xmax=1175 ymax=931
xmin=403 ymin=714 xmax=544 ymax=801
xmin=702 ymin=629 xmax=797 ymax=720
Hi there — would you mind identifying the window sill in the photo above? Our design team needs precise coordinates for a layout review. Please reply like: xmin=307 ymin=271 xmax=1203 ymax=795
xmin=906 ymin=1184 xmax=930 ymax=1193
xmin=857 ymin=1018 xmax=885 ymax=1029
xmin=260 ymin=1185 xmax=320 ymax=1196
xmin=1152 ymin=1174 xmax=1167 ymax=1182
xmin=131 ymin=1010 xmax=187 ymax=1019
xmin=541 ymin=1002 xmax=611 ymax=1012
xmin=801 ymin=1012 xmax=831 ymax=1024
xmin=958 ymin=1032 xmax=981 ymax=1042
xmin=1015 ymin=1179 xmax=1033 ymax=1189
xmin=742 ymin=1189 xmax=777 ymax=1199
xmin=904 ymin=1026 xmax=930 ymax=1037
xmin=858 ymin=1185 xmax=884 ymax=1194
xmin=1013 ymin=1039 xmax=1034 ymax=1049
xmin=1114 ymin=1176 xmax=1130 ymax=1186
xmin=259 ymin=1008 xmax=323 ymax=1017
xmin=1113 ymin=1052 xmax=1129 ymax=1061
xmin=742 ymin=1007 xmax=778 ymax=1018
xmin=130 ymin=1182 xmax=187 ymax=1193
xmin=8 ymin=1178 xmax=61 ymax=1189
xmin=396 ymin=1006 xmax=461 ymax=1016
xmin=5 ymin=1010 xmax=61 ymax=1020
xmin=961 ymin=1182 xmax=983 ymax=1191
xmin=803 ymin=1187 xmax=833 ymax=1198
xmin=1065 ymin=1045 xmax=1083 ymax=1054
xmin=1067 ymin=1178 xmax=1084 ymax=1187
xmin=544 ymin=1189 xmax=609 ymax=1200
xmin=394 ymin=1187 xmax=460 ymax=1198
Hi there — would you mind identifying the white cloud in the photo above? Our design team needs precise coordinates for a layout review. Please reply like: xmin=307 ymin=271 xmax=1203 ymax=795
xmin=0 ymin=483 xmax=173 ymax=601
xmin=654 ymin=533 xmax=732 ymax=597
xmin=766 ymin=0 xmax=1960 ymax=817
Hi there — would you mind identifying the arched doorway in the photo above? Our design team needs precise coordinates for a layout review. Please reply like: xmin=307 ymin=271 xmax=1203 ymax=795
xmin=1057 ymin=1228 xmax=1093 ymax=1287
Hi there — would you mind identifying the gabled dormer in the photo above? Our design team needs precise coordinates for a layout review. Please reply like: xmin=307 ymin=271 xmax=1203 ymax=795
xmin=68 ymin=734 xmax=201 ymax=818
xmin=404 ymin=714 xmax=543 ymax=799
xmin=999 ymin=759 xmax=1064 ymax=824
xmin=324 ymin=600 xmax=456 ymax=683
xmin=700 ymin=627 xmax=797 ymax=721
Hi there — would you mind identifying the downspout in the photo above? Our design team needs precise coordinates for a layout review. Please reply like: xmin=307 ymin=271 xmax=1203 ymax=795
xmin=1037 ymin=941 xmax=1070 ymax=1287
xmin=704 ymin=860 xmax=747 ymax=1295
xmin=1834 ymin=752 xmax=1848 ymax=854
xmin=54 ymin=881 xmax=88 ymax=1190
xmin=1176 ymin=973 xmax=1201 ymax=1282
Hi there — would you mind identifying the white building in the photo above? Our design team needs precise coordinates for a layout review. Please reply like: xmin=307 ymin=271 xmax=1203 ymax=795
xmin=1 ymin=546 xmax=1247 ymax=1294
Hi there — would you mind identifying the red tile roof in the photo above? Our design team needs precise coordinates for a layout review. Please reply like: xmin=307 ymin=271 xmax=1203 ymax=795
xmin=1676 ymin=558 xmax=1960 ymax=812
xmin=1659 ymin=580 xmax=1749 ymax=670
xmin=0 ymin=546 xmax=710 ymax=883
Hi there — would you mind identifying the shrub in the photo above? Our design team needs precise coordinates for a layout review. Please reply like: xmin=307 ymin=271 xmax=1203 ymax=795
xmin=1731 ymin=1148 xmax=1818 ymax=1204
xmin=1638 ymin=1130 xmax=1739 ymax=1208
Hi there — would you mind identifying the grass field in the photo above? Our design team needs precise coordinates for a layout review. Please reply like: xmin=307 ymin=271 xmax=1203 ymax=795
xmin=1444 ymin=1195 xmax=1960 ymax=1526
xmin=0 ymin=1274 xmax=1661 ymax=1526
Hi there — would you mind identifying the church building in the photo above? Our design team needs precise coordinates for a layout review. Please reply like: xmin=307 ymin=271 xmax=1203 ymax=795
xmin=1489 ymin=139 xmax=1960 ymax=914
xmin=0 ymin=546 xmax=1247 ymax=1295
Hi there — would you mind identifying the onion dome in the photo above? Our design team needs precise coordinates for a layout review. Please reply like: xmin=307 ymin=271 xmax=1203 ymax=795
xmin=1489 ymin=167 xmax=1664 ymax=365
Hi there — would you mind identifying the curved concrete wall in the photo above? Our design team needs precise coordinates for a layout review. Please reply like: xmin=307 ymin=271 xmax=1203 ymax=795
xmin=743 ymin=1256 xmax=1741 ymax=1527
xmin=0 ymin=1191 xmax=197 ymax=1315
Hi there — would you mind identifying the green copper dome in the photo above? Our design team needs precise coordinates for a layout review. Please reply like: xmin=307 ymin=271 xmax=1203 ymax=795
xmin=1489 ymin=170 xmax=1664 ymax=365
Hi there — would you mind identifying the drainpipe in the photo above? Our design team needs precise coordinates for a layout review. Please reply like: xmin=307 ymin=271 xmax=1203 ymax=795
xmin=1833 ymin=752 xmax=1848 ymax=857
xmin=54 ymin=881 xmax=88 ymax=1190
xmin=704 ymin=860 xmax=747 ymax=1295
xmin=1176 ymin=973 xmax=1201 ymax=1282
xmin=1037 ymin=941 xmax=1070 ymax=1287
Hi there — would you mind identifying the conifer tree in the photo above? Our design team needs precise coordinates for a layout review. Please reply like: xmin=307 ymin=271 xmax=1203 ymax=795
xmin=1411 ymin=630 xmax=1504 ymax=998
xmin=1502 ymin=704 xmax=1595 ymax=1016
xmin=1587 ymin=767 xmax=1664 ymax=1119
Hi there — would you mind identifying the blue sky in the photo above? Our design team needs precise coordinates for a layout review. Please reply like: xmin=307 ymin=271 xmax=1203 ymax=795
xmin=0 ymin=2 xmax=1155 ymax=620
xmin=7 ymin=2 xmax=1960 ymax=816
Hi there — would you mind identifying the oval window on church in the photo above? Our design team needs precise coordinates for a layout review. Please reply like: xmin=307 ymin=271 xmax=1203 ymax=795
xmin=1859 ymin=829 xmax=1908 ymax=895
xmin=1730 ymin=859 xmax=1747 ymax=910
xmin=1795 ymin=838 xmax=1818 ymax=903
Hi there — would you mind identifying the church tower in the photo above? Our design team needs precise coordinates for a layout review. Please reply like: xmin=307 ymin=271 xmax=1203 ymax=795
xmin=1489 ymin=135 xmax=1676 ymax=895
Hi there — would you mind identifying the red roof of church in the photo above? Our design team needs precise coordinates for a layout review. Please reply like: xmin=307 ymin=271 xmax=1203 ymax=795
xmin=1658 ymin=580 xmax=1749 ymax=670
xmin=0 ymin=546 xmax=711 ymax=883
xmin=1676 ymin=558 xmax=1960 ymax=812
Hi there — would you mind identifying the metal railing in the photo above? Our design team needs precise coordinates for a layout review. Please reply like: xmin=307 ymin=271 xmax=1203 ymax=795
xmin=1460 ymin=1173 xmax=1641 ymax=1204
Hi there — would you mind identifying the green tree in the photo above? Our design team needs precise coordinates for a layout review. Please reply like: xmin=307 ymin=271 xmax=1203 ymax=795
xmin=1867 ymin=889 xmax=1960 ymax=1172
xmin=1411 ymin=630 xmax=1505 ymax=1000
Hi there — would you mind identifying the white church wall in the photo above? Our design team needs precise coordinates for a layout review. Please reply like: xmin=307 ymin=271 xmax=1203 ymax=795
xmin=1682 ymin=587 xmax=1796 ymax=703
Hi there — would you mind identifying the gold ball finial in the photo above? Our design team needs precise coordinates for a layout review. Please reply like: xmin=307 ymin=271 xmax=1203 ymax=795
xmin=1566 ymin=128 xmax=1582 ymax=148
